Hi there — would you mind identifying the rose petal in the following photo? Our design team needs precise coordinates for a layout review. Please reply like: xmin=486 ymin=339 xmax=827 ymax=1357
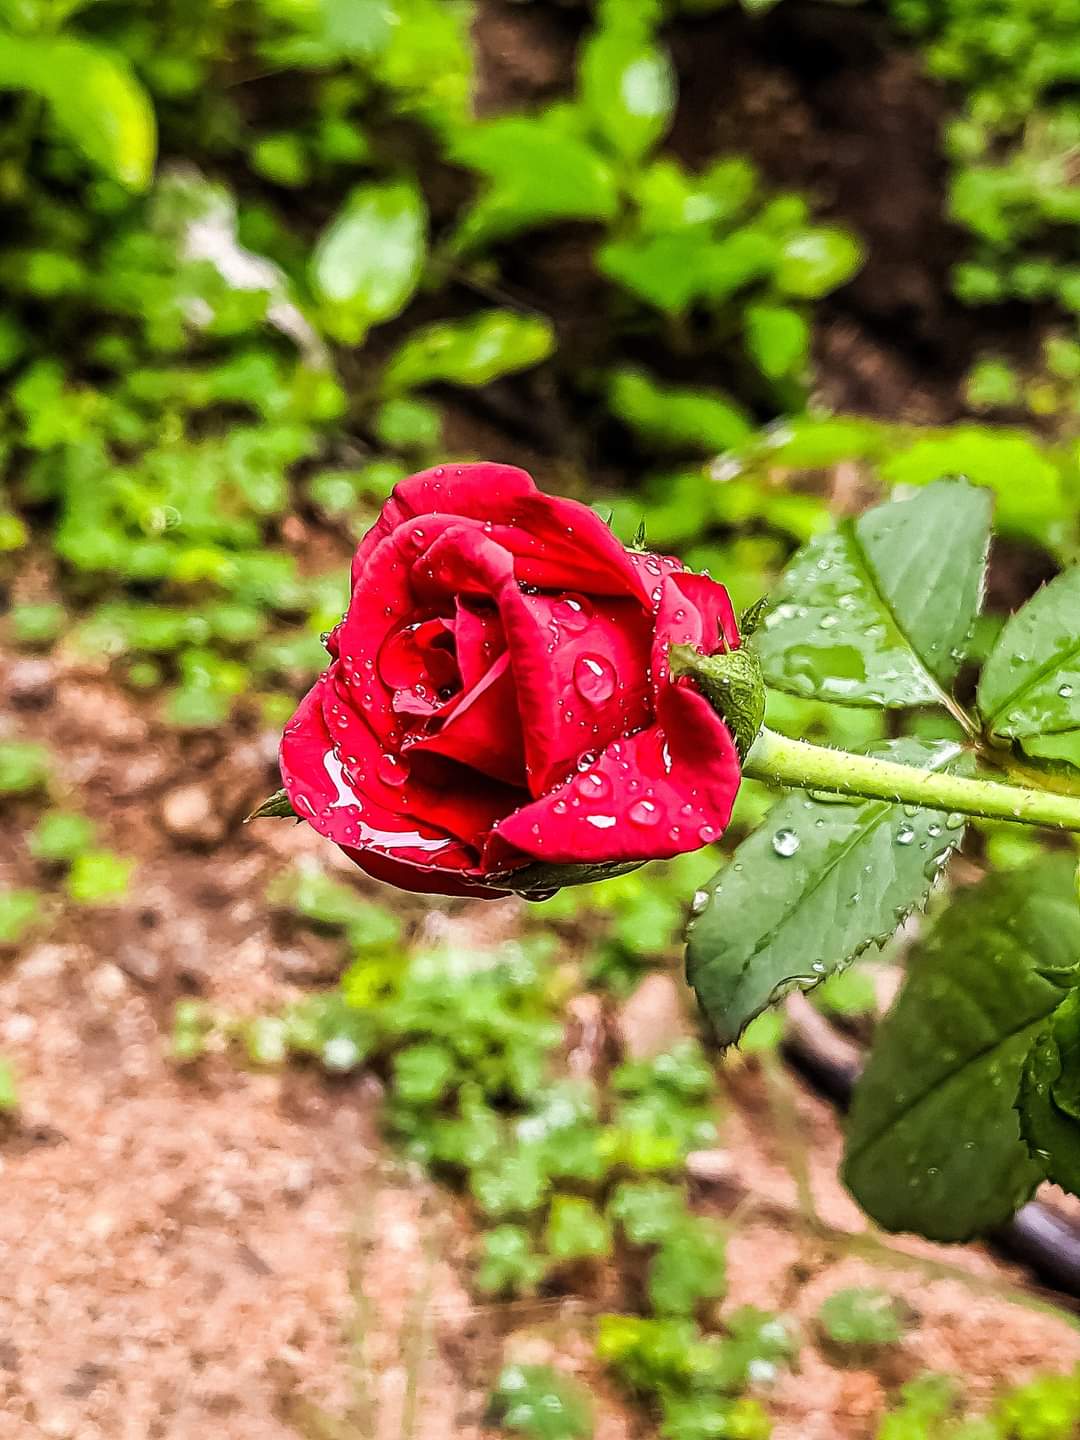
xmin=408 ymin=652 xmax=526 ymax=787
xmin=487 ymin=682 xmax=740 ymax=867
xmin=498 ymin=590 xmax=653 ymax=796
xmin=334 ymin=515 xmax=467 ymax=743
xmin=281 ymin=674 xmax=466 ymax=864
xmin=455 ymin=599 xmax=505 ymax=689
xmin=323 ymin=666 xmax=527 ymax=850
xmin=408 ymin=525 xmax=654 ymax=796
xmin=341 ymin=845 xmax=510 ymax=898
xmin=355 ymin=462 xmax=653 ymax=603
xmin=651 ymin=570 xmax=740 ymax=697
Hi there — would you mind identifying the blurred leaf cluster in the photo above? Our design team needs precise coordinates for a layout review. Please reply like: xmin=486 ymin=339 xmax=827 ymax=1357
xmin=0 ymin=0 xmax=869 ymax=737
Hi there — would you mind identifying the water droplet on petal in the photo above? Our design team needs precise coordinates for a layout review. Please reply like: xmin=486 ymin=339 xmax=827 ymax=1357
xmin=375 ymin=753 xmax=408 ymax=788
xmin=552 ymin=594 xmax=592 ymax=634
xmin=573 ymin=654 xmax=616 ymax=704
xmin=629 ymin=798 xmax=660 ymax=826
xmin=772 ymin=828 xmax=800 ymax=857
xmin=586 ymin=814 xmax=617 ymax=829
xmin=579 ymin=771 xmax=612 ymax=800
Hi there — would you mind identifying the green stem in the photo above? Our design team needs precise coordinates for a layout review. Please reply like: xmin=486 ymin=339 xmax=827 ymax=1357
xmin=743 ymin=726 xmax=1080 ymax=833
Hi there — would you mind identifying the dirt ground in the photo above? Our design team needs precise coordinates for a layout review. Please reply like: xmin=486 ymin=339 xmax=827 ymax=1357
xmin=3 ymin=648 xmax=1080 ymax=1440
xmin=4 ymin=4 xmax=1080 ymax=1438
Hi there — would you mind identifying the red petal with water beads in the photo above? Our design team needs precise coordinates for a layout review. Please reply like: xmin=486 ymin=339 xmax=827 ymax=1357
xmin=486 ymin=680 xmax=740 ymax=868
xmin=341 ymin=845 xmax=509 ymax=899
xmin=282 ymin=666 xmax=523 ymax=888
xmin=486 ymin=571 xmax=742 ymax=868
xmin=352 ymin=463 xmax=655 ymax=604
xmin=408 ymin=652 xmax=527 ymax=787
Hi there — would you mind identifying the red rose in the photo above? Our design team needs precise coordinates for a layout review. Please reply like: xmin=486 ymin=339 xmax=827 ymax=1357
xmin=279 ymin=463 xmax=742 ymax=897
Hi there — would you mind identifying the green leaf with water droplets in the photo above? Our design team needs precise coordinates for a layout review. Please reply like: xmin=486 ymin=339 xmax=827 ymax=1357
xmin=977 ymin=565 xmax=1080 ymax=768
xmin=686 ymin=738 xmax=966 ymax=1047
xmin=754 ymin=478 xmax=992 ymax=709
xmin=1017 ymin=990 xmax=1080 ymax=1199
xmin=843 ymin=856 xmax=1080 ymax=1242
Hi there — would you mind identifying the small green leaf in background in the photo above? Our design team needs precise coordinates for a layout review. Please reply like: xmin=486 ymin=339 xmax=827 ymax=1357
xmin=10 ymin=601 xmax=65 ymax=649
xmin=471 ymin=1148 xmax=548 ymax=1218
xmin=879 ymin=428 xmax=1066 ymax=544
xmin=476 ymin=1224 xmax=549 ymax=1297
xmin=599 ymin=226 xmax=773 ymax=316
xmin=382 ymin=309 xmax=555 ymax=392
xmin=744 ymin=303 xmax=810 ymax=381
xmin=0 ymin=1056 xmax=18 ymax=1113
xmin=452 ymin=117 xmax=618 ymax=251
xmin=0 ymin=740 xmax=50 ymax=795
xmin=687 ymin=739 xmax=965 ymax=1046
xmin=267 ymin=865 xmax=401 ymax=947
xmin=755 ymin=478 xmax=992 ymax=708
xmin=609 ymin=1179 xmax=687 ymax=1245
xmin=1017 ymin=990 xmax=1080 ymax=1196
xmin=489 ymin=1364 xmax=594 ymax=1440
xmin=29 ymin=810 xmax=95 ymax=864
xmin=579 ymin=27 xmax=676 ymax=162
xmin=843 ymin=857 xmax=1080 ymax=1241
xmin=66 ymin=850 xmax=134 ymax=906
xmin=775 ymin=227 xmax=862 ymax=299
xmin=545 ymin=1195 xmax=613 ymax=1261
xmin=608 ymin=366 xmax=752 ymax=453
xmin=0 ymin=35 xmax=156 ymax=188
xmin=647 ymin=1215 xmax=727 ymax=1316
xmin=0 ymin=890 xmax=43 ymax=947
xmin=818 ymin=1287 xmax=906 ymax=1348
xmin=373 ymin=396 xmax=442 ymax=452
xmin=977 ymin=564 xmax=1080 ymax=769
xmin=310 ymin=180 xmax=427 ymax=343
xmin=392 ymin=1042 xmax=456 ymax=1106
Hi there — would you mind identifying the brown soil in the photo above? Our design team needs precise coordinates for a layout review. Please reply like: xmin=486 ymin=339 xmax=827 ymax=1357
xmin=4 ymin=646 xmax=1080 ymax=1440
xmin=4 ymin=4 xmax=1078 ymax=1438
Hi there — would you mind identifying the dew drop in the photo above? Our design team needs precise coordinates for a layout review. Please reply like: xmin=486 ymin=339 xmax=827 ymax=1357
xmin=771 ymin=828 xmax=800 ymax=857
xmin=375 ymin=753 xmax=408 ymax=788
xmin=552 ymin=593 xmax=592 ymax=633
xmin=579 ymin=771 xmax=612 ymax=800
xmin=895 ymin=822 xmax=916 ymax=846
xmin=945 ymin=811 xmax=965 ymax=831
xmin=629 ymin=798 xmax=660 ymax=827
xmin=699 ymin=823 xmax=718 ymax=843
xmin=586 ymin=814 xmax=617 ymax=829
xmin=573 ymin=653 xmax=616 ymax=704
xmin=1059 ymin=683 xmax=1074 ymax=699
xmin=690 ymin=889 xmax=709 ymax=915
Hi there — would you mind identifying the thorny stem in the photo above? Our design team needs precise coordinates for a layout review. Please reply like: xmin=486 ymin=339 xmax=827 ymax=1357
xmin=743 ymin=726 xmax=1080 ymax=833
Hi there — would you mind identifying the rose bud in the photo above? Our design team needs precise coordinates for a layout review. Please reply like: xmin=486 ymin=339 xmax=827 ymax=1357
xmin=275 ymin=463 xmax=745 ymax=897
